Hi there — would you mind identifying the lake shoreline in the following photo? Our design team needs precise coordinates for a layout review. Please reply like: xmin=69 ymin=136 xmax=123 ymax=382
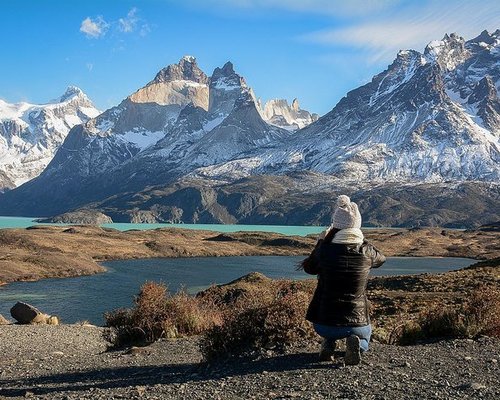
xmin=0 ymin=225 xmax=498 ymax=286
xmin=1 ymin=261 xmax=499 ymax=398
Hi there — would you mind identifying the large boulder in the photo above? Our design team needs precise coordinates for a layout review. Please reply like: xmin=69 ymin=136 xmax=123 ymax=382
xmin=10 ymin=302 xmax=59 ymax=325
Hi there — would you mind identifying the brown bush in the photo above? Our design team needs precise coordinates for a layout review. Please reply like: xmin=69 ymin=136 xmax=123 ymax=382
xmin=104 ymin=281 xmax=222 ymax=347
xmin=461 ymin=286 xmax=500 ymax=338
xmin=163 ymin=291 xmax=223 ymax=338
xmin=200 ymin=281 xmax=315 ymax=361
xmin=396 ymin=285 xmax=500 ymax=344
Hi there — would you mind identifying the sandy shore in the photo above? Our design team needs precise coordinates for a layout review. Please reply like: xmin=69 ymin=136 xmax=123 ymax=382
xmin=0 ymin=225 xmax=498 ymax=285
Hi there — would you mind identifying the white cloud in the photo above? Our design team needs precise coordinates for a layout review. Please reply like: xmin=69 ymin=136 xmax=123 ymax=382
xmin=302 ymin=0 xmax=500 ymax=63
xmin=119 ymin=7 xmax=138 ymax=33
xmin=86 ymin=63 xmax=94 ymax=72
xmin=80 ymin=8 xmax=150 ymax=39
xmin=118 ymin=7 xmax=151 ymax=36
xmin=80 ymin=16 xmax=109 ymax=39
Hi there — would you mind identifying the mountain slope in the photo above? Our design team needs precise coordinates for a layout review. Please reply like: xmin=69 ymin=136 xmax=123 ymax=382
xmin=0 ymin=57 xmax=295 ymax=215
xmin=0 ymin=87 xmax=99 ymax=191
xmin=0 ymin=30 xmax=498 ymax=227
xmin=197 ymin=30 xmax=499 ymax=183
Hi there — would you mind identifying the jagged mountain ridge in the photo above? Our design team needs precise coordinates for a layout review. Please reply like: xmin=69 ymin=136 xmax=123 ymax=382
xmin=0 ymin=56 xmax=309 ymax=213
xmin=0 ymin=87 xmax=99 ymax=191
xmin=43 ymin=56 xmax=312 ymax=183
xmin=194 ymin=30 xmax=499 ymax=183
xmin=0 ymin=30 xmax=498 ymax=226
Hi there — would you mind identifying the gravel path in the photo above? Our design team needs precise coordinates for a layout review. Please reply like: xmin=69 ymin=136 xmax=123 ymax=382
xmin=0 ymin=325 xmax=498 ymax=399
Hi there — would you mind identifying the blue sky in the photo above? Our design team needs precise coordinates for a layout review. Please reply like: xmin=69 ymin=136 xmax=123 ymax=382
xmin=1 ymin=0 xmax=498 ymax=115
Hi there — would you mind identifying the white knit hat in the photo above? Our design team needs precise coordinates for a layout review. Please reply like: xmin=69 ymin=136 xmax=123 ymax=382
xmin=331 ymin=195 xmax=362 ymax=229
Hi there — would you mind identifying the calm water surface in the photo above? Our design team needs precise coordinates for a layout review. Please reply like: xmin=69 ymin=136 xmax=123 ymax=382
xmin=0 ymin=216 xmax=325 ymax=236
xmin=0 ymin=256 xmax=473 ymax=325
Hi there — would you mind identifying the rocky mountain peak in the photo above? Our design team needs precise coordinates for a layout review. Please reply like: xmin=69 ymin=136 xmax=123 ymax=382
xmin=129 ymin=56 xmax=210 ymax=108
xmin=476 ymin=30 xmax=494 ymax=43
xmin=208 ymin=61 xmax=249 ymax=116
xmin=210 ymin=61 xmax=246 ymax=89
xmin=424 ymin=33 xmax=469 ymax=71
xmin=181 ymin=55 xmax=196 ymax=63
xmin=261 ymin=98 xmax=318 ymax=130
xmin=58 ymin=86 xmax=85 ymax=102
xmin=153 ymin=56 xmax=209 ymax=85
xmin=215 ymin=61 xmax=235 ymax=76
xmin=469 ymin=29 xmax=498 ymax=46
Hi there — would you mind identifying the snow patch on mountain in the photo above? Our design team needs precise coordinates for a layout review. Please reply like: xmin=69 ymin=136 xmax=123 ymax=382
xmin=121 ymin=130 xmax=165 ymax=150
xmin=0 ymin=87 xmax=99 ymax=189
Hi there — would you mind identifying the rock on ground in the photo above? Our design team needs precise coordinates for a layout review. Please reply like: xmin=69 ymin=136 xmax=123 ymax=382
xmin=0 ymin=325 xmax=498 ymax=399
xmin=9 ymin=302 xmax=57 ymax=325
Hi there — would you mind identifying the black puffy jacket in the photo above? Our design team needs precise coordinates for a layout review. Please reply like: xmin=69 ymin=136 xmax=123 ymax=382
xmin=305 ymin=240 xmax=386 ymax=327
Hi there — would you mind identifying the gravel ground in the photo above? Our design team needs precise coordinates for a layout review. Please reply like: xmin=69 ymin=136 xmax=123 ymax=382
xmin=0 ymin=325 xmax=498 ymax=399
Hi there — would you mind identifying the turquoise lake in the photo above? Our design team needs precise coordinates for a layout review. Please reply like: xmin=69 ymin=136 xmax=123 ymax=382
xmin=0 ymin=216 xmax=325 ymax=236
xmin=0 ymin=256 xmax=473 ymax=325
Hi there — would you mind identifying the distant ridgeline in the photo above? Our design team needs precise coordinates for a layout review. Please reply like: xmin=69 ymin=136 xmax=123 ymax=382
xmin=0 ymin=30 xmax=499 ymax=228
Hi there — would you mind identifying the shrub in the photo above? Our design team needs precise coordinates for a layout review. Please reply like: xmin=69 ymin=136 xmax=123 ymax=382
xmin=104 ymin=281 xmax=222 ymax=348
xmin=461 ymin=286 xmax=500 ymax=338
xmin=163 ymin=290 xmax=223 ymax=337
xmin=200 ymin=282 xmax=315 ymax=361
xmin=396 ymin=286 xmax=500 ymax=344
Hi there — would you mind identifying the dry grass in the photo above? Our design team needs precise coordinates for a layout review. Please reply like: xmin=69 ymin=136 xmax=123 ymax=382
xmin=104 ymin=274 xmax=317 ymax=356
xmin=394 ymin=286 xmax=500 ymax=344
xmin=200 ymin=280 xmax=316 ymax=361
xmin=104 ymin=281 xmax=222 ymax=348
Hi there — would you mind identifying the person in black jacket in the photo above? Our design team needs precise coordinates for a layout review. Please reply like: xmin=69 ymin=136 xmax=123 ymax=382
xmin=304 ymin=195 xmax=386 ymax=365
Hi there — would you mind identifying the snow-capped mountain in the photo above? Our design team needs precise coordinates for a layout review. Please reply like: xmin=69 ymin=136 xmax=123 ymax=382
xmin=0 ymin=57 xmax=301 ymax=213
xmin=196 ymin=30 xmax=499 ymax=183
xmin=0 ymin=87 xmax=99 ymax=191
xmin=260 ymin=98 xmax=319 ymax=130
xmin=0 ymin=30 xmax=498 ymax=227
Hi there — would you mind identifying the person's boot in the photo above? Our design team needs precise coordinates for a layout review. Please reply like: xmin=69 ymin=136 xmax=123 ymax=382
xmin=319 ymin=338 xmax=336 ymax=361
xmin=345 ymin=335 xmax=361 ymax=365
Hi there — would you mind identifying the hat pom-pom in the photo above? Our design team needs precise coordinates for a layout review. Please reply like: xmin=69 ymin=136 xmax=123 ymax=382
xmin=337 ymin=195 xmax=350 ymax=207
